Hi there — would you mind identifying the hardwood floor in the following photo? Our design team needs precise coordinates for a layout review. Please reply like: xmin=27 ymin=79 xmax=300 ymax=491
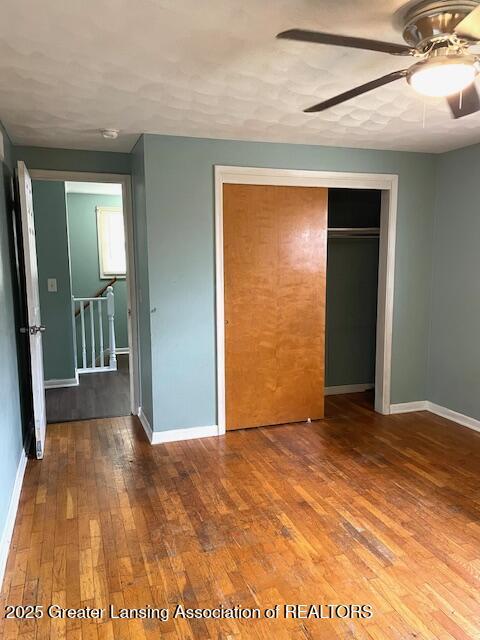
xmin=1 ymin=393 xmax=480 ymax=639
xmin=45 ymin=355 xmax=130 ymax=423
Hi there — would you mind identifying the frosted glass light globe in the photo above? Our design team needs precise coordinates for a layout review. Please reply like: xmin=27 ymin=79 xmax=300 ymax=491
xmin=408 ymin=60 xmax=477 ymax=97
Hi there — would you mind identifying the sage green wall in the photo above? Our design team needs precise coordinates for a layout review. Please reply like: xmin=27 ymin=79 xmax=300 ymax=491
xmin=32 ymin=180 xmax=75 ymax=381
xmin=0 ymin=121 xmax=24 ymax=570
xmin=14 ymin=146 xmax=131 ymax=174
xmin=326 ymin=238 xmax=379 ymax=387
xmin=66 ymin=193 xmax=128 ymax=354
xmin=18 ymin=134 xmax=480 ymax=438
xmin=427 ymin=143 xmax=480 ymax=419
xmin=131 ymin=136 xmax=153 ymax=424
xmin=141 ymin=134 xmax=436 ymax=432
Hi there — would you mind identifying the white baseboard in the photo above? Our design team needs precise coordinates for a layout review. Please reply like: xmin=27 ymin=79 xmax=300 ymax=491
xmin=151 ymin=425 xmax=220 ymax=444
xmin=390 ymin=401 xmax=429 ymax=414
xmin=389 ymin=400 xmax=480 ymax=434
xmin=44 ymin=373 xmax=79 ymax=389
xmin=137 ymin=407 xmax=220 ymax=444
xmin=325 ymin=383 xmax=374 ymax=396
xmin=427 ymin=402 xmax=480 ymax=433
xmin=0 ymin=448 xmax=28 ymax=591
xmin=138 ymin=406 xmax=153 ymax=442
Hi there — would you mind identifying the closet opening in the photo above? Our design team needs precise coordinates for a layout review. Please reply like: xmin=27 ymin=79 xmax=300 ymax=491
xmin=325 ymin=188 xmax=381 ymax=413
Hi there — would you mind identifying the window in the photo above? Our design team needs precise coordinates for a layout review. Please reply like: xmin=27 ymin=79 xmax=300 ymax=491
xmin=96 ymin=206 xmax=126 ymax=278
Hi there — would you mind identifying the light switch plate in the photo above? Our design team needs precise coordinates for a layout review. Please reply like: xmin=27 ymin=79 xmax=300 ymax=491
xmin=47 ymin=278 xmax=57 ymax=292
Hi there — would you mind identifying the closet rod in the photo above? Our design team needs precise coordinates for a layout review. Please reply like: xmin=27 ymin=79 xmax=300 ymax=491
xmin=328 ymin=227 xmax=380 ymax=238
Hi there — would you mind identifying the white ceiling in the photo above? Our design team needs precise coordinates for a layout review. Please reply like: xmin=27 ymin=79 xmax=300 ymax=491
xmin=1 ymin=0 xmax=480 ymax=154
xmin=65 ymin=182 xmax=122 ymax=196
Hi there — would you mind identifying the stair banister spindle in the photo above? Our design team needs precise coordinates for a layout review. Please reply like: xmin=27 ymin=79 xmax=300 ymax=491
xmin=80 ymin=301 xmax=87 ymax=369
xmin=98 ymin=298 xmax=104 ymax=367
xmin=90 ymin=300 xmax=96 ymax=368
xmin=71 ymin=296 xmax=78 ymax=371
xmin=73 ymin=285 xmax=117 ymax=374
xmin=106 ymin=286 xmax=117 ymax=370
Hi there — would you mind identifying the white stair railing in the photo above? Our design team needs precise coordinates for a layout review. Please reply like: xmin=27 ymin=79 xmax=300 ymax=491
xmin=73 ymin=285 xmax=117 ymax=374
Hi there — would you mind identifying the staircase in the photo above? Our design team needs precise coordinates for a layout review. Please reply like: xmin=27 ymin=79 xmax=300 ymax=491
xmin=73 ymin=278 xmax=117 ymax=374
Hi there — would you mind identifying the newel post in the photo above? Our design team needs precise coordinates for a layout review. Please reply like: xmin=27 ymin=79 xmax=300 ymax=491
xmin=106 ymin=286 xmax=117 ymax=370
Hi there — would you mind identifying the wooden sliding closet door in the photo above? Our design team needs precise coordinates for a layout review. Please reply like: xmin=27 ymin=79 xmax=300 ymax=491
xmin=223 ymin=184 xmax=328 ymax=430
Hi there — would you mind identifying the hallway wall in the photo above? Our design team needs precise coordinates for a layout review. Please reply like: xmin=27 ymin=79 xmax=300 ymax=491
xmin=32 ymin=180 xmax=76 ymax=382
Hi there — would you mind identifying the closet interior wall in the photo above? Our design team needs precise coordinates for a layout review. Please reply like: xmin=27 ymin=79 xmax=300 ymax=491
xmin=326 ymin=189 xmax=381 ymax=392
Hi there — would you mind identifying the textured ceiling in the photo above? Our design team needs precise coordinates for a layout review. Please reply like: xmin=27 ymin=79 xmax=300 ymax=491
xmin=2 ymin=0 xmax=480 ymax=153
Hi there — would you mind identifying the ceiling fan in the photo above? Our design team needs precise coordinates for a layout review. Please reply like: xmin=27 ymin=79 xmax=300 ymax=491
xmin=277 ymin=0 xmax=480 ymax=118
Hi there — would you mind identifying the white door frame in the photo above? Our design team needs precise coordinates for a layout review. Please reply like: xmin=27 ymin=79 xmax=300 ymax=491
xmin=214 ymin=165 xmax=399 ymax=433
xmin=29 ymin=169 xmax=140 ymax=416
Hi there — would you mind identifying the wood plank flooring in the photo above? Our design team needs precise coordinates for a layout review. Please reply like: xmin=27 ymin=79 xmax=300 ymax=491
xmin=45 ymin=355 xmax=130 ymax=423
xmin=1 ymin=393 xmax=480 ymax=639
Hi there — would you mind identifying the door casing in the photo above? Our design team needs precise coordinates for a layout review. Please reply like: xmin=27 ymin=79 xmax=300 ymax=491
xmin=28 ymin=170 xmax=140 ymax=417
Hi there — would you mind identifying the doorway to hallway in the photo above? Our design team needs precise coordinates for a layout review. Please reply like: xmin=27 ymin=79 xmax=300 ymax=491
xmin=30 ymin=178 xmax=134 ymax=423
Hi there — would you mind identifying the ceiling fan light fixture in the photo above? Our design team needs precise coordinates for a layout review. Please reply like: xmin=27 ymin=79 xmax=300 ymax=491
xmin=407 ymin=56 xmax=478 ymax=97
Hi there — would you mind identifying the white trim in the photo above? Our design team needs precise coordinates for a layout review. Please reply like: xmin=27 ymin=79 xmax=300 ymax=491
xmin=215 ymin=165 xmax=398 ymax=433
xmin=375 ymin=188 xmax=397 ymax=415
xmin=325 ymin=383 xmax=374 ymax=396
xmin=427 ymin=402 xmax=480 ymax=433
xmin=214 ymin=166 xmax=398 ymax=190
xmin=137 ymin=407 xmax=220 ymax=444
xmin=390 ymin=400 xmax=480 ymax=434
xmin=390 ymin=401 xmax=429 ymax=414
xmin=151 ymin=425 xmax=220 ymax=444
xmin=77 ymin=365 xmax=116 ymax=374
xmin=138 ymin=406 xmax=153 ymax=442
xmin=29 ymin=169 xmax=139 ymax=417
xmin=44 ymin=374 xmax=79 ymax=389
xmin=0 ymin=448 xmax=28 ymax=591
xmin=123 ymin=175 xmax=140 ymax=416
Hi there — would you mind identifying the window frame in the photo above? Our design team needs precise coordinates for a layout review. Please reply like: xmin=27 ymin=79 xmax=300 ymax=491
xmin=96 ymin=205 xmax=127 ymax=280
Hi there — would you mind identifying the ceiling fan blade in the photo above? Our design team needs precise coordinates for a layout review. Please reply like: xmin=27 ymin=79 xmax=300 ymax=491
xmin=277 ymin=29 xmax=414 ymax=56
xmin=304 ymin=69 xmax=408 ymax=113
xmin=454 ymin=5 xmax=480 ymax=40
xmin=446 ymin=82 xmax=480 ymax=118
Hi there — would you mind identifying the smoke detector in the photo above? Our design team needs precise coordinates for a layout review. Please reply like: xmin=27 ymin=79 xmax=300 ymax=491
xmin=100 ymin=128 xmax=119 ymax=140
